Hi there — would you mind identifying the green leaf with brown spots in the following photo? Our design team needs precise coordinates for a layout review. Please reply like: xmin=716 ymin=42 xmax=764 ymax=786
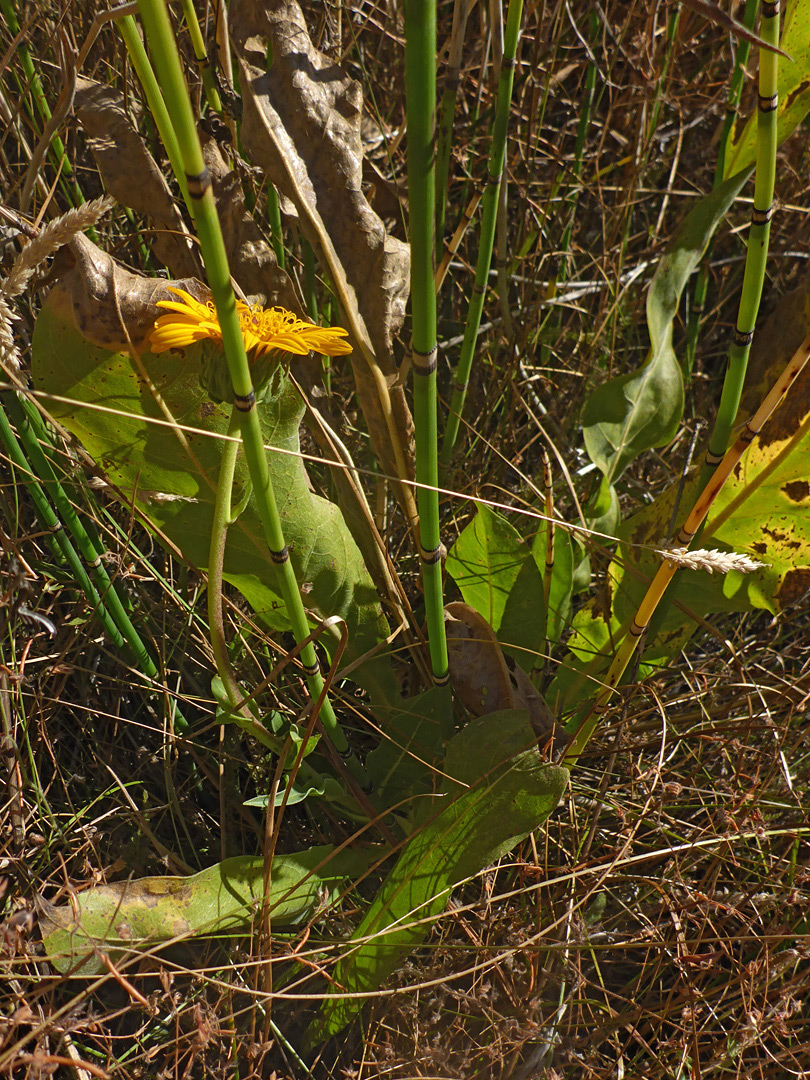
xmin=551 ymin=304 xmax=810 ymax=713
xmin=38 ymin=846 xmax=373 ymax=976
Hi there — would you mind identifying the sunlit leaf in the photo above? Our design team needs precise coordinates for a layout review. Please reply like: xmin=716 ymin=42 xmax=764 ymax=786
xmin=310 ymin=711 xmax=569 ymax=1040
xmin=39 ymin=846 xmax=372 ymax=976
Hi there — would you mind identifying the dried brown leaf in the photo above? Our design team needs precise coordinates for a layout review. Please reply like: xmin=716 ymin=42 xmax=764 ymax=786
xmin=74 ymin=77 xmax=201 ymax=279
xmin=47 ymin=233 xmax=207 ymax=352
xmin=231 ymin=0 xmax=417 ymax=526
xmin=446 ymin=601 xmax=568 ymax=753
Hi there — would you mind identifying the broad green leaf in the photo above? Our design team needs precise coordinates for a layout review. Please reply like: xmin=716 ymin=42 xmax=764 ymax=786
xmin=365 ymin=686 xmax=455 ymax=807
xmin=446 ymin=506 xmax=573 ymax=668
xmin=38 ymin=846 xmax=371 ymax=976
xmin=724 ymin=0 xmax=810 ymax=179
xmin=496 ymin=552 xmax=547 ymax=668
xmin=311 ymin=710 xmax=569 ymax=1039
xmin=582 ymin=168 xmax=751 ymax=487
xmin=31 ymin=294 xmax=398 ymax=707
xmin=445 ymin=505 xmax=531 ymax=631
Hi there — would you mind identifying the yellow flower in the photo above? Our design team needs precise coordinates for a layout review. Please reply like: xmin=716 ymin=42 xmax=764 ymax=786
xmin=149 ymin=287 xmax=353 ymax=360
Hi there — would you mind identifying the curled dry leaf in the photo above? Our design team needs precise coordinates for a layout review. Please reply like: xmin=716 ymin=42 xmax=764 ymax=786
xmin=74 ymin=77 xmax=201 ymax=280
xmin=230 ymin=0 xmax=417 ymax=523
xmin=445 ymin=601 xmax=569 ymax=754
xmin=47 ymin=233 xmax=207 ymax=352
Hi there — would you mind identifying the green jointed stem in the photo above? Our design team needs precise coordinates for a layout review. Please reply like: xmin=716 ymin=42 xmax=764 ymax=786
xmin=440 ymin=0 xmax=524 ymax=470
xmin=266 ymin=186 xmax=286 ymax=269
xmin=178 ymin=0 xmax=223 ymax=114
xmin=704 ymin=0 xmax=779 ymax=473
xmin=685 ymin=0 xmax=758 ymax=376
xmin=405 ymin=0 xmax=449 ymax=688
xmin=0 ymin=397 xmax=123 ymax=649
xmin=118 ymin=14 xmax=192 ymax=212
xmin=135 ymin=0 xmax=356 ymax=766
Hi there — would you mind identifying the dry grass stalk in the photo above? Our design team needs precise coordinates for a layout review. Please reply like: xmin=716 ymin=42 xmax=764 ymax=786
xmin=656 ymin=546 xmax=769 ymax=574
xmin=0 ymin=194 xmax=115 ymax=300
xmin=0 ymin=294 xmax=21 ymax=372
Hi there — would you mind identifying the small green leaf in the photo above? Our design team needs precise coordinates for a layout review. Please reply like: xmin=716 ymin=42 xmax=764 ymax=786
xmin=497 ymin=552 xmax=546 ymax=668
xmin=445 ymin=505 xmax=529 ymax=631
xmin=531 ymin=525 xmax=574 ymax=648
xmin=582 ymin=168 xmax=751 ymax=487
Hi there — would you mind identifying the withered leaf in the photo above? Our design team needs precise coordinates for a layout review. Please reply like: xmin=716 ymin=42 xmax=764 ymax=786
xmin=230 ymin=0 xmax=417 ymax=523
xmin=74 ymin=76 xmax=201 ymax=280
xmin=446 ymin=601 xmax=568 ymax=753
xmin=47 ymin=233 xmax=207 ymax=352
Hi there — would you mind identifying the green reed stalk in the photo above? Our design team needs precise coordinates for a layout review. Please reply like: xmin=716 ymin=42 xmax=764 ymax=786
xmin=134 ymin=0 xmax=356 ymax=766
xmin=0 ymin=398 xmax=122 ymax=645
xmin=266 ymin=187 xmax=286 ymax=269
xmin=685 ymin=0 xmax=758 ymax=376
xmin=178 ymin=0 xmax=223 ymax=113
xmin=405 ymin=0 xmax=449 ymax=691
xmin=118 ymin=13 xmax=191 ymax=211
xmin=702 ymin=0 xmax=779 ymax=478
xmin=439 ymin=0 xmax=523 ymax=470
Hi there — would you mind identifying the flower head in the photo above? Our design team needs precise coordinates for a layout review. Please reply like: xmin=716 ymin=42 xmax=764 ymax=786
xmin=149 ymin=287 xmax=353 ymax=360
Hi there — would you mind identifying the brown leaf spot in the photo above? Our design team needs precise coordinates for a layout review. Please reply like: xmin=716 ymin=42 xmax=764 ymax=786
xmin=778 ymin=568 xmax=810 ymax=609
xmin=783 ymin=480 xmax=810 ymax=503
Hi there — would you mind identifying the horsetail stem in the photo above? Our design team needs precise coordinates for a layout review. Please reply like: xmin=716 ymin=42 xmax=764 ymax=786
xmin=405 ymin=0 xmax=449 ymax=692
xmin=134 ymin=0 xmax=362 ymax=776
xmin=439 ymin=0 xmax=524 ymax=471
xmin=702 ymin=0 xmax=780 ymax=476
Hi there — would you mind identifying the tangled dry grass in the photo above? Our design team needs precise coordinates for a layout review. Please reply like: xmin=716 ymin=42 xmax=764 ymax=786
xmin=1 ymin=1 xmax=810 ymax=1077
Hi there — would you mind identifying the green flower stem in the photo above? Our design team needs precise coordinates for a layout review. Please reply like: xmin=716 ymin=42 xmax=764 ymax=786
xmin=118 ymin=13 xmax=191 ymax=211
xmin=439 ymin=0 xmax=524 ymax=470
xmin=206 ymin=412 xmax=287 ymax=755
xmin=405 ymin=0 xmax=449 ymax=692
xmin=135 ymin=0 xmax=359 ymax=774
xmin=205 ymin=415 xmax=345 ymax=805
xmin=684 ymin=0 xmax=758 ymax=376
xmin=702 ymin=0 xmax=779 ymax=477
